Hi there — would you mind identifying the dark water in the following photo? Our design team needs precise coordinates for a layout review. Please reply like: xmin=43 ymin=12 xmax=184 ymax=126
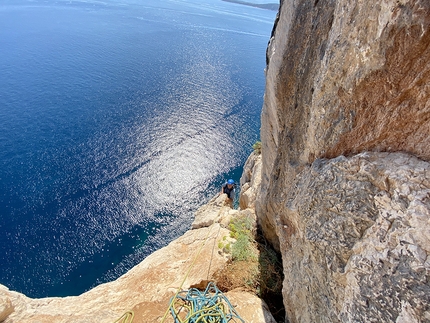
xmin=0 ymin=0 xmax=275 ymax=297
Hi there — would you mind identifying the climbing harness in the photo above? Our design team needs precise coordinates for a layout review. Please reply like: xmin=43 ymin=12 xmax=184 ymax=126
xmin=222 ymin=183 xmax=236 ymax=200
xmin=168 ymin=281 xmax=245 ymax=323
xmin=113 ymin=310 xmax=134 ymax=323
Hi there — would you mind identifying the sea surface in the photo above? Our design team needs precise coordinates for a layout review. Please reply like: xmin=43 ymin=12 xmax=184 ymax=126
xmin=0 ymin=0 xmax=276 ymax=297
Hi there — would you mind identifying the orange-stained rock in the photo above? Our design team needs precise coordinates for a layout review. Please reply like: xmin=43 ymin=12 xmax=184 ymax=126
xmin=259 ymin=0 xmax=430 ymax=249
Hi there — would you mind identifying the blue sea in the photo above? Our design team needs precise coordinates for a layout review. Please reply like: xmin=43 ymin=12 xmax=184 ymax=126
xmin=0 ymin=0 xmax=276 ymax=297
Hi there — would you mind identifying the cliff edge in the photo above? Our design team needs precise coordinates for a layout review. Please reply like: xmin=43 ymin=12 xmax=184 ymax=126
xmin=258 ymin=0 xmax=429 ymax=322
xmin=1 ymin=0 xmax=429 ymax=322
xmin=0 ymin=177 xmax=274 ymax=323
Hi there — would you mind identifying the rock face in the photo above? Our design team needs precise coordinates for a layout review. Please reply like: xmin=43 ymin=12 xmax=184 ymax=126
xmin=258 ymin=0 xmax=430 ymax=322
xmin=239 ymin=151 xmax=262 ymax=210
xmin=1 ymin=195 xmax=274 ymax=323
xmin=192 ymin=193 xmax=234 ymax=229
xmin=260 ymin=0 xmax=430 ymax=249
xmin=279 ymin=152 xmax=429 ymax=322
xmin=0 ymin=295 xmax=14 ymax=322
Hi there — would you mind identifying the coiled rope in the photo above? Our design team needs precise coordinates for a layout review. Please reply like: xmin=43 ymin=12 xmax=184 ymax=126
xmin=114 ymin=202 xmax=242 ymax=323
xmin=160 ymin=224 xmax=217 ymax=322
xmin=169 ymin=282 xmax=245 ymax=323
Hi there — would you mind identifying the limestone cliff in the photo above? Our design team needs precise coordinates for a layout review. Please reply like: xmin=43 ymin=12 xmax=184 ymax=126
xmin=1 ymin=0 xmax=429 ymax=322
xmin=258 ymin=0 xmax=430 ymax=322
xmin=0 ymin=192 xmax=275 ymax=323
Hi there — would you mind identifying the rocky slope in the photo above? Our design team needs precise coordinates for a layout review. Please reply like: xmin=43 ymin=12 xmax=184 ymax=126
xmin=258 ymin=0 xmax=429 ymax=322
xmin=0 ymin=190 xmax=275 ymax=323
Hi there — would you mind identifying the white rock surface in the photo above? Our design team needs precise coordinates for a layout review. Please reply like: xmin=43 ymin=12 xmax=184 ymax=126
xmin=0 ymin=295 xmax=14 ymax=322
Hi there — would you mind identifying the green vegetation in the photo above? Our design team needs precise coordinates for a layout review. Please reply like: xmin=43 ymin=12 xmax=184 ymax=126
xmin=229 ymin=216 xmax=258 ymax=261
xmin=218 ymin=238 xmax=231 ymax=253
xmin=215 ymin=214 xmax=285 ymax=321
xmin=216 ymin=214 xmax=282 ymax=293
xmin=252 ymin=141 xmax=262 ymax=155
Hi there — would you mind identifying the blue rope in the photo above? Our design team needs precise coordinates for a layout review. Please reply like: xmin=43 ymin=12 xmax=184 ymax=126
xmin=169 ymin=282 xmax=245 ymax=323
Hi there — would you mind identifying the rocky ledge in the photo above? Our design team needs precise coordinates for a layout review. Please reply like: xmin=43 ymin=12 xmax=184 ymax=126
xmin=0 ymin=153 xmax=273 ymax=323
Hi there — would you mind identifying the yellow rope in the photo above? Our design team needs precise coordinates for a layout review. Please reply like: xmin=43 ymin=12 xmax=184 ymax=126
xmin=113 ymin=311 xmax=135 ymax=323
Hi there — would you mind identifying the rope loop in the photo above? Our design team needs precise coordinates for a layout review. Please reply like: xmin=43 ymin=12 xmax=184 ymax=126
xmin=113 ymin=310 xmax=134 ymax=323
xmin=169 ymin=282 xmax=245 ymax=323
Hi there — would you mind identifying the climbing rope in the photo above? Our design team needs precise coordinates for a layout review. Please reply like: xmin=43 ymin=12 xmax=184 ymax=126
xmin=160 ymin=224 xmax=215 ymax=322
xmin=114 ymin=203 xmax=235 ymax=323
xmin=163 ymin=203 xmax=245 ymax=322
xmin=169 ymin=282 xmax=245 ymax=323
xmin=113 ymin=310 xmax=134 ymax=323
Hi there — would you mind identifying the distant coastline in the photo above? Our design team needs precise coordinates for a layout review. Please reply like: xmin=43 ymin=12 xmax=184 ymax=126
xmin=222 ymin=0 xmax=279 ymax=11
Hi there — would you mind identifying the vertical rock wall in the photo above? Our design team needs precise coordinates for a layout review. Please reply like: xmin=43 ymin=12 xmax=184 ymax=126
xmin=258 ymin=0 xmax=430 ymax=322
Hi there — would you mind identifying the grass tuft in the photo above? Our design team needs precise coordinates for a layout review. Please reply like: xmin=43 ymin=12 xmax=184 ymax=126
xmin=214 ymin=214 xmax=285 ymax=321
xmin=252 ymin=141 xmax=262 ymax=155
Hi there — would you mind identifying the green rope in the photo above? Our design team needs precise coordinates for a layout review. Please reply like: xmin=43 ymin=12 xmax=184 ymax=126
xmin=169 ymin=282 xmax=245 ymax=323
xmin=161 ymin=225 xmax=216 ymax=323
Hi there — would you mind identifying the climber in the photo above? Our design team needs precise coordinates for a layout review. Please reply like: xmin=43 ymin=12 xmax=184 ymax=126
xmin=221 ymin=179 xmax=236 ymax=207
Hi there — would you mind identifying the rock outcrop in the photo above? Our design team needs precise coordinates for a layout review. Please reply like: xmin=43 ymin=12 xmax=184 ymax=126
xmin=277 ymin=152 xmax=429 ymax=322
xmin=1 ymin=193 xmax=275 ymax=323
xmin=0 ymin=296 xmax=13 ymax=322
xmin=240 ymin=151 xmax=262 ymax=210
xmin=192 ymin=193 xmax=235 ymax=229
xmin=258 ymin=0 xmax=430 ymax=322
